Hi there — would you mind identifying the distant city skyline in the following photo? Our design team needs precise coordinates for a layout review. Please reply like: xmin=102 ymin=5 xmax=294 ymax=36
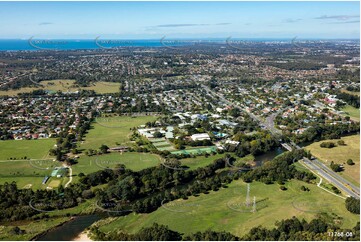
xmin=0 ymin=1 xmax=359 ymax=39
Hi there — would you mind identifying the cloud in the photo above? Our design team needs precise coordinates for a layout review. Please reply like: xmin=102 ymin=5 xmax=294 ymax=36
xmin=215 ymin=23 xmax=231 ymax=26
xmin=39 ymin=22 xmax=53 ymax=26
xmin=328 ymin=20 xmax=360 ymax=24
xmin=283 ymin=18 xmax=302 ymax=23
xmin=153 ymin=23 xmax=231 ymax=28
xmin=315 ymin=15 xmax=359 ymax=21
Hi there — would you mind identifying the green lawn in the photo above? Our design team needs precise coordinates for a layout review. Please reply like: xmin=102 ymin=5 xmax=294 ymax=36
xmin=180 ymin=153 xmax=237 ymax=170
xmin=0 ymin=139 xmax=55 ymax=160
xmin=78 ymin=116 xmax=157 ymax=151
xmin=98 ymin=179 xmax=359 ymax=238
xmin=305 ymin=135 xmax=360 ymax=186
xmin=341 ymin=105 xmax=360 ymax=121
xmin=72 ymin=152 xmax=161 ymax=181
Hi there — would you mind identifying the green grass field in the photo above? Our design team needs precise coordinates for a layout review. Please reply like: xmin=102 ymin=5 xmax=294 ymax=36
xmin=0 ymin=217 xmax=70 ymax=241
xmin=305 ymin=135 xmax=360 ymax=186
xmin=0 ymin=139 xmax=55 ymax=160
xmin=0 ymin=79 xmax=121 ymax=96
xmin=180 ymin=153 xmax=236 ymax=170
xmin=341 ymin=105 xmax=360 ymax=121
xmin=78 ymin=116 xmax=157 ymax=151
xmin=72 ymin=152 xmax=161 ymax=181
xmin=0 ymin=159 xmax=68 ymax=190
xmin=0 ymin=139 xmax=58 ymax=189
xmin=171 ymin=146 xmax=217 ymax=155
xmin=341 ymin=89 xmax=360 ymax=97
xmin=97 ymin=179 xmax=359 ymax=237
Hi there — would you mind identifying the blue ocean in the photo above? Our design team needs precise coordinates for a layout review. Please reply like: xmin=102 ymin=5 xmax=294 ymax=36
xmin=0 ymin=38 xmax=301 ymax=51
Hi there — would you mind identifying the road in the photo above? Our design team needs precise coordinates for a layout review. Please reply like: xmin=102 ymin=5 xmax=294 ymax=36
xmin=201 ymin=84 xmax=360 ymax=198
xmin=64 ymin=166 xmax=73 ymax=188
xmin=302 ymin=157 xmax=360 ymax=198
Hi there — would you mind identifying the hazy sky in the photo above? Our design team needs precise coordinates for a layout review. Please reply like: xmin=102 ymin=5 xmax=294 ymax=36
xmin=0 ymin=1 xmax=359 ymax=39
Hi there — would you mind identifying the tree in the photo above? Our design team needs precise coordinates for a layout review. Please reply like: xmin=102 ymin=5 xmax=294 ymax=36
xmin=330 ymin=161 xmax=343 ymax=172
xmin=345 ymin=197 xmax=360 ymax=214
xmin=337 ymin=140 xmax=346 ymax=146
xmin=99 ymin=144 xmax=109 ymax=154
xmin=153 ymin=131 xmax=164 ymax=138
xmin=347 ymin=159 xmax=355 ymax=165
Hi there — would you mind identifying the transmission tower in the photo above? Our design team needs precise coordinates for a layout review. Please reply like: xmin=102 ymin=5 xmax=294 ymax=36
xmin=252 ymin=196 xmax=256 ymax=213
xmin=245 ymin=183 xmax=250 ymax=207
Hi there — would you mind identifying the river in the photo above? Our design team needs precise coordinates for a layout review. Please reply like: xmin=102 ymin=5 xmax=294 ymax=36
xmin=35 ymin=147 xmax=286 ymax=240
xmin=254 ymin=147 xmax=285 ymax=166
xmin=35 ymin=215 xmax=101 ymax=241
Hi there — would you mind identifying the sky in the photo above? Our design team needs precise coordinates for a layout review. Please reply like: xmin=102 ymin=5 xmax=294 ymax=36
xmin=0 ymin=1 xmax=359 ymax=39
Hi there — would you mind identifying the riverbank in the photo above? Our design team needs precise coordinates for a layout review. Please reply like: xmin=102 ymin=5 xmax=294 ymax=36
xmin=73 ymin=230 xmax=92 ymax=241
xmin=30 ymin=217 xmax=75 ymax=241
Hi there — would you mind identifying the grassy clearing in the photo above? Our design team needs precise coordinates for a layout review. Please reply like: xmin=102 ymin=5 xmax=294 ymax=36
xmin=341 ymin=105 xmax=360 ymax=121
xmin=98 ymin=179 xmax=359 ymax=237
xmin=0 ymin=139 xmax=55 ymax=160
xmin=0 ymin=80 xmax=121 ymax=96
xmin=0 ymin=138 xmax=63 ymax=189
xmin=171 ymin=146 xmax=217 ymax=155
xmin=0 ymin=159 xmax=68 ymax=190
xmin=78 ymin=116 xmax=157 ymax=151
xmin=72 ymin=152 xmax=161 ymax=182
xmin=305 ymin=135 xmax=360 ymax=186
xmin=180 ymin=153 xmax=237 ymax=170
xmin=0 ymin=199 xmax=97 ymax=240
xmin=341 ymin=89 xmax=360 ymax=96
xmin=0 ymin=217 xmax=70 ymax=241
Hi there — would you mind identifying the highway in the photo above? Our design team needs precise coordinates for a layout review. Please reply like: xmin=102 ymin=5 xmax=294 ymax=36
xmin=201 ymin=84 xmax=360 ymax=198
xmin=302 ymin=157 xmax=360 ymax=198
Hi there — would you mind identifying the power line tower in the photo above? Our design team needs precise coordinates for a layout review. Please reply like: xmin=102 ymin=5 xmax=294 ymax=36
xmin=252 ymin=196 xmax=256 ymax=213
xmin=245 ymin=183 xmax=250 ymax=207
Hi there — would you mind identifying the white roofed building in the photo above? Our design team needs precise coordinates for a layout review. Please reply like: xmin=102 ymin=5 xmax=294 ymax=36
xmin=191 ymin=133 xmax=210 ymax=141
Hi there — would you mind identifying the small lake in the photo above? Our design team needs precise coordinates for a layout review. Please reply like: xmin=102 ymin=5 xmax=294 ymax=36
xmin=36 ymin=215 xmax=101 ymax=241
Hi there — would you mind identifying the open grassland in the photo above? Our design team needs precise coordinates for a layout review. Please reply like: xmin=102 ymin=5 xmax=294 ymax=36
xmin=0 ymin=79 xmax=121 ymax=96
xmin=0 ymin=198 xmax=98 ymax=241
xmin=305 ymin=135 xmax=360 ymax=186
xmin=0 ymin=217 xmax=70 ymax=241
xmin=341 ymin=105 xmax=360 ymax=121
xmin=72 ymin=152 xmax=161 ymax=181
xmin=0 ymin=159 xmax=68 ymax=190
xmin=171 ymin=146 xmax=217 ymax=155
xmin=0 ymin=139 xmax=55 ymax=160
xmin=98 ymin=179 xmax=359 ymax=237
xmin=180 ymin=153 xmax=237 ymax=170
xmin=341 ymin=89 xmax=360 ymax=96
xmin=78 ymin=116 xmax=157 ymax=151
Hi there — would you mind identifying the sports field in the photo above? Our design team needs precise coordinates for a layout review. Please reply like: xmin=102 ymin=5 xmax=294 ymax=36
xmin=171 ymin=146 xmax=217 ymax=155
xmin=150 ymin=138 xmax=175 ymax=151
xmin=78 ymin=116 xmax=157 ymax=151
xmin=97 ymin=179 xmax=359 ymax=237
xmin=0 ymin=159 xmax=67 ymax=190
xmin=341 ymin=105 xmax=360 ymax=121
xmin=0 ymin=79 xmax=121 ymax=96
xmin=0 ymin=139 xmax=55 ymax=160
xmin=305 ymin=135 xmax=360 ymax=186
